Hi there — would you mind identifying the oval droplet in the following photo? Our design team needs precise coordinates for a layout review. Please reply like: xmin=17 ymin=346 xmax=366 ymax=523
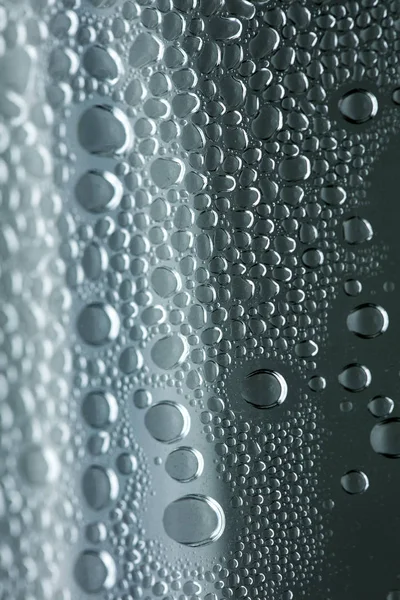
xmin=346 ymin=303 xmax=388 ymax=339
xmin=241 ymin=369 xmax=288 ymax=409
xmin=370 ymin=418 xmax=400 ymax=458
xmin=82 ymin=465 xmax=119 ymax=510
xmin=338 ymin=363 xmax=371 ymax=392
xmin=163 ymin=494 xmax=225 ymax=546
xmin=78 ymin=105 xmax=132 ymax=155
xmin=77 ymin=303 xmax=120 ymax=346
xmin=75 ymin=170 xmax=123 ymax=213
xmin=338 ymin=89 xmax=378 ymax=124
xmin=82 ymin=391 xmax=119 ymax=429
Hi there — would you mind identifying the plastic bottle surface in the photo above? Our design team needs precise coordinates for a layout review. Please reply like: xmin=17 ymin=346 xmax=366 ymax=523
xmin=1 ymin=0 xmax=400 ymax=599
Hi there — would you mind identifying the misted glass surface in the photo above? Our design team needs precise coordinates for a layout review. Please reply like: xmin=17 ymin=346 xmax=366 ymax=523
xmin=1 ymin=0 xmax=400 ymax=598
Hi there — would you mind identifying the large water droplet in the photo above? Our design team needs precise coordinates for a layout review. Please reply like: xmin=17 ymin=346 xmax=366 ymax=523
xmin=346 ymin=304 xmax=389 ymax=339
xmin=145 ymin=401 xmax=190 ymax=443
xmin=78 ymin=105 xmax=132 ymax=155
xmin=77 ymin=303 xmax=120 ymax=346
xmin=75 ymin=170 xmax=123 ymax=213
xmin=151 ymin=266 xmax=181 ymax=298
xmin=19 ymin=445 xmax=60 ymax=485
xmin=368 ymin=396 xmax=394 ymax=418
xmin=82 ymin=465 xmax=119 ymax=509
xmin=150 ymin=157 xmax=184 ymax=189
xmin=151 ymin=334 xmax=189 ymax=370
xmin=338 ymin=363 xmax=371 ymax=392
xmin=341 ymin=470 xmax=369 ymax=494
xmin=370 ymin=418 xmax=400 ymax=458
xmin=82 ymin=391 xmax=119 ymax=429
xmin=241 ymin=369 xmax=288 ymax=409
xmin=165 ymin=447 xmax=204 ymax=482
xmin=163 ymin=495 xmax=225 ymax=546
xmin=343 ymin=216 xmax=373 ymax=244
xmin=338 ymin=89 xmax=378 ymax=124
xmin=75 ymin=551 xmax=116 ymax=593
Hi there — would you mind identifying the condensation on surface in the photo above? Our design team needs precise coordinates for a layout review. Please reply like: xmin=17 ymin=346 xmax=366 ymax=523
xmin=1 ymin=0 xmax=400 ymax=599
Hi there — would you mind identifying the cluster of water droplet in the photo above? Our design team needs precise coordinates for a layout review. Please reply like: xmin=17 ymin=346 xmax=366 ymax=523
xmin=3 ymin=0 xmax=400 ymax=597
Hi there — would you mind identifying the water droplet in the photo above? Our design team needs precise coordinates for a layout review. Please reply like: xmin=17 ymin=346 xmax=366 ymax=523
xmin=82 ymin=391 xmax=118 ymax=429
xmin=368 ymin=396 xmax=394 ymax=418
xmin=346 ymin=304 xmax=389 ymax=338
xmin=241 ymin=369 xmax=288 ymax=409
xmin=145 ymin=401 xmax=190 ymax=443
xmin=75 ymin=551 xmax=116 ymax=593
xmin=163 ymin=495 xmax=225 ymax=546
xmin=339 ymin=89 xmax=378 ymax=124
xmin=151 ymin=334 xmax=189 ymax=370
xmin=83 ymin=45 xmax=121 ymax=84
xmin=150 ymin=157 xmax=184 ymax=189
xmin=370 ymin=418 xmax=400 ymax=458
xmin=129 ymin=32 xmax=163 ymax=68
xmin=78 ymin=105 xmax=132 ymax=155
xmin=19 ymin=445 xmax=60 ymax=485
xmin=343 ymin=216 xmax=373 ymax=245
xmin=151 ymin=266 xmax=181 ymax=298
xmin=165 ymin=447 xmax=204 ymax=482
xmin=338 ymin=363 xmax=371 ymax=392
xmin=82 ymin=465 xmax=119 ymax=510
xmin=77 ymin=303 xmax=120 ymax=346
xmin=75 ymin=170 xmax=123 ymax=213
xmin=341 ymin=470 xmax=369 ymax=494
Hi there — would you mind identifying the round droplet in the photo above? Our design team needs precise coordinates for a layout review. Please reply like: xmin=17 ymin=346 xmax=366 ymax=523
xmin=346 ymin=304 xmax=388 ymax=339
xmin=165 ymin=447 xmax=204 ymax=482
xmin=116 ymin=452 xmax=138 ymax=475
xmin=151 ymin=266 xmax=181 ymax=298
xmin=387 ymin=591 xmax=400 ymax=600
xmin=78 ymin=105 xmax=132 ymax=155
xmin=82 ymin=391 xmax=118 ymax=429
xmin=370 ymin=418 xmax=400 ymax=458
xmin=82 ymin=465 xmax=119 ymax=510
xmin=75 ymin=170 xmax=123 ymax=213
xmin=339 ymin=89 xmax=378 ymax=124
xmin=75 ymin=551 xmax=116 ymax=593
xmin=392 ymin=88 xmax=400 ymax=105
xmin=77 ymin=303 xmax=120 ymax=346
xmin=19 ymin=445 xmax=60 ymax=485
xmin=241 ymin=369 xmax=287 ymax=409
xmin=341 ymin=470 xmax=369 ymax=494
xmin=145 ymin=401 xmax=190 ymax=443
xmin=163 ymin=495 xmax=225 ymax=546
xmin=151 ymin=334 xmax=189 ymax=370
xmin=338 ymin=363 xmax=371 ymax=392
xmin=368 ymin=396 xmax=394 ymax=418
